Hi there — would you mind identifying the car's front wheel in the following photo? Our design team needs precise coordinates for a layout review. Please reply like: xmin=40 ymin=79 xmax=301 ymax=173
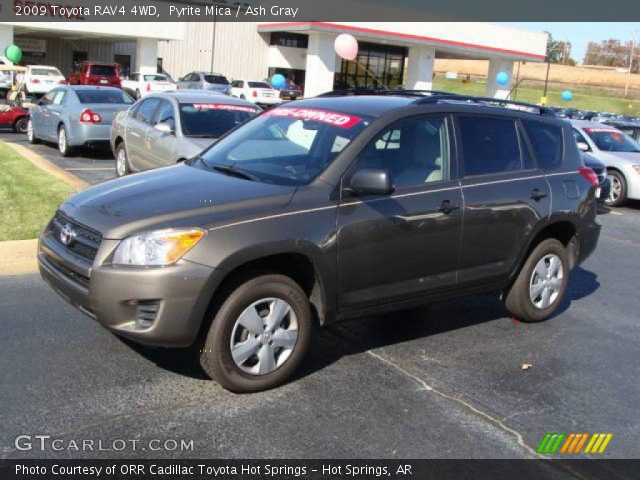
xmin=605 ymin=170 xmax=627 ymax=207
xmin=58 ymin=125 xmax=73 ymax=157
xmin=115 ymin=143 xmax=130 ymax=177
xmin=27 ymin=118 xmax=40 ymax=144
xmin=135 ymin=89 xmax=141 ymax=100
xmin=505 ymin=238 xmax=569 ymax=323
xmin=200 ymin=274 xmax=312 ymax=392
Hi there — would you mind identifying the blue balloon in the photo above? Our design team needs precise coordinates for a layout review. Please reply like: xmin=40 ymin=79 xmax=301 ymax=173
xmin=496 ymin=71 xmax=509 ymax=86
xmin=562 ymin=90 xmax=573 ymax=101
xmin=271 ymin=74 xmax=286 ymax=90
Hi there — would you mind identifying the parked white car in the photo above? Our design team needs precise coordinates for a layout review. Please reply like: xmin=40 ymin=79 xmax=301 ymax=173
xmin=230 ymin=80 xmax=281 ymax=106
xmin=21 ymin=65 xmax=66 ymax=95
xmin=121 ymin=73 xmax=177 ymax=99
xmin=571 ymin=119 xmax=640 ymax=207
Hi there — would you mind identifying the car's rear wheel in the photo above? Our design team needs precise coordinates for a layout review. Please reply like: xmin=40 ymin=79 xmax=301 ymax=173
xmin=27 ymin=118 xmax=40 ymax=144
xmin=200 ymin=273 xmax=312 ymax=392
xmin=605 ymin=170 xmax=627 ymax=207
xmin=58 ymin=125 xmax=73 ymax=157
xmin=115 ymin=143 xmax=130 ymax=177
xmin=14 ymin=117 xmax=27 ymax=134
xmin=505 ymin=238 xmax=569 ymax=323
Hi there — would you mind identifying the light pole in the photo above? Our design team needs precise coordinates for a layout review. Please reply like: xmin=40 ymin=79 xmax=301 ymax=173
xmin=625 ymin=30 xmax=637 ymax=98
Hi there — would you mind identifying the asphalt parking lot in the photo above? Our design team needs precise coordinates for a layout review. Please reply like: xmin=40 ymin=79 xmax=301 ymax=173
xmin=1 ymin=136 xmax=639 ymax=463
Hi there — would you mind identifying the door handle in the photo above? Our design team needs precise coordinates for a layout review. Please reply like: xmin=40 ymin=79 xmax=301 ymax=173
xmin=437 ymin=200 xmax=461 ymax=214
xmin=530 ymin=189 xmax=548 ymax=201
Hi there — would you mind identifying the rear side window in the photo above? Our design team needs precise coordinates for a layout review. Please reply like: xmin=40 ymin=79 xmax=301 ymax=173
xmin=89 ymin=65 xmax=118 ymax=77
xmin=458 ymin=116 xmax=521 ymax=176
xmin=522 ymin=120 xmax=564 ymax=170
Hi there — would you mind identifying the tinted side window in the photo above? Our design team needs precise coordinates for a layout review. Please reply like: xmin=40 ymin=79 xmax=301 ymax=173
xmin=523 ymin=120 xmax=564 ymax=170
xmin=135 ymin=98 xmax=160 ymax=124
xmin=355 ymin=116 xmax=448 ymax=187
xmin=458 ymin=116 xmax=521 ymax=176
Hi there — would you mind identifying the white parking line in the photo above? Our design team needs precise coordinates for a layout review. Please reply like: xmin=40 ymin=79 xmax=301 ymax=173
xmin=64 ymin=167 xmax=115 ymax=171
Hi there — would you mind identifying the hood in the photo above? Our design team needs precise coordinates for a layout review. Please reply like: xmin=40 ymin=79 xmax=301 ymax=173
xmin=61 ymin=161 xmax=296 ymax=239
xmin=600 ymin=151 xmax=640 ymax=164
xmin=186 ymin=137 xmax=217 ymax=151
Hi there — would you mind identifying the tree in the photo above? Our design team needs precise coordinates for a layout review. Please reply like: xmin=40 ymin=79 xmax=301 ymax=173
xmin=583 ymin=39 xmax=638 ymax=72
xmin=545 ymin=32 xmax=574 ymax=65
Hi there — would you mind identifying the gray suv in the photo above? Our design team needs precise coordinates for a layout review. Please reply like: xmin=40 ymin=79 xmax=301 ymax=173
xmin=39 ymin=92 xmax=601 ymax=392
xmin=176 ymin=72 xmax=231 ymax=95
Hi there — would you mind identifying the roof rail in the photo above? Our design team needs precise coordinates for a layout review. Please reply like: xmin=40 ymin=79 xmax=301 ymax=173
xmin=317 ymin=89 xmax=453 ymax=98
xmin=412 ymin=94 xmax=556 ymax=116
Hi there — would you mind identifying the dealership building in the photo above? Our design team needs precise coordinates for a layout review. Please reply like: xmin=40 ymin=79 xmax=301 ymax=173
xmin=0 ymin=18 xmax=547 ymax=98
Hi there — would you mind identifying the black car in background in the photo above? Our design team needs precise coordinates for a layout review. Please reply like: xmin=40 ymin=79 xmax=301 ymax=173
xmin=603 ymin=119 xmax=640 ymax=143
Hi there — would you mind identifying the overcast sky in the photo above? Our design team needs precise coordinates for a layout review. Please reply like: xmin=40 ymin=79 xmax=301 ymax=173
xmin=510 ymin=23 xmax=640 ymax=62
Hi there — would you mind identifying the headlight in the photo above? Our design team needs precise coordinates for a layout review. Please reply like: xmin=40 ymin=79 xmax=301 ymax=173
xmin=113 ymin=229 xmax=205 ymax=266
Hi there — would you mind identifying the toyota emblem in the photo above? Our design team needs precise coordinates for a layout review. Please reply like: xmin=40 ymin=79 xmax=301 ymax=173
xmin=59 ymin=224 xmax=76 ymax=246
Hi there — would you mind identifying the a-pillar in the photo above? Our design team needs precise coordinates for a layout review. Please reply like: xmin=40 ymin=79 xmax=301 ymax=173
xmin=406 ymin=46 xmax=435 ymax=90
xmin=135 ymin=38 xmax=158 ymax=75
xmin=304 ymin=32 xmax=337 ymax=98
xmin=486 ymin=58 xmax=514 ymax=99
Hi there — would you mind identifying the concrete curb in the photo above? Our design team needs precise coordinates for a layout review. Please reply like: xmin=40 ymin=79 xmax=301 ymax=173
xmin=0 ymin=239 xmax=38 ymax=276
xmin=3 ymin=141 xmax=89 ymax=190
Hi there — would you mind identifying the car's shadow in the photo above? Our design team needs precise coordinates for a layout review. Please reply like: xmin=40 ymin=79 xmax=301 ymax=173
xmin=598 ymin=200 xmax=640 ymax=214
xmin=121 ymin=266 xmax=600 ymax=386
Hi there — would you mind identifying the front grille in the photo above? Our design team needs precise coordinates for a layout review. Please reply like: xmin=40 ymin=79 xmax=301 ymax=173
xmin=136 ymin=300 xmax=161 ymax=328
xmin=49 ymin=211 xmax=102 ymax=261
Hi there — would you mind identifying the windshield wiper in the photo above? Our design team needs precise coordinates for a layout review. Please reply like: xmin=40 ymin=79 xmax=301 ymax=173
xmin=211 ymin=164 xmax=259 ymax=182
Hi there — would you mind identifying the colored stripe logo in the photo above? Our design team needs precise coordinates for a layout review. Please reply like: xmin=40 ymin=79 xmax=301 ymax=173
xmin=537 ymin=433 xmax=613 ymax=454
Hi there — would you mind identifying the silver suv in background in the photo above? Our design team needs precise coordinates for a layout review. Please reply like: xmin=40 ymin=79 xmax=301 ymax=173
xmin=176 ymin=72 xmax=231 ymax=95
xmin=110 ymin=91 xmax=260 ymax=176
xmin=571 ymin=119 xmax=640 ymax=207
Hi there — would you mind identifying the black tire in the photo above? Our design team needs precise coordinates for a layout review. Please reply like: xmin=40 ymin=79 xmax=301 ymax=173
xmin=115 ymin=143 xmax=130 ymax=177
xmin=505 ymin=238 xmax=569 ymax=323
xmin=604 ymin=170 xmax=627 ymax=207
xmin=240 ymin=94 xmax=246 ymax=100
xmin=58 ymin=125 xmax=74 ymax=157
xmin=200 ymin=273 xmax=312 ymax=393
xmin=14 ymin=117 xmax=27 ymax=134
xmin=135 ymin=89 xmax=141 ymax=100
xmin=27 ymin=117 xmax=40 ymax=144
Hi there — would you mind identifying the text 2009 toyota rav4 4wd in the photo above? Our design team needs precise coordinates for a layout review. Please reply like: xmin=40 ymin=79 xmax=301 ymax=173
xmin=39 ymin=92 xmax=602 ymax=392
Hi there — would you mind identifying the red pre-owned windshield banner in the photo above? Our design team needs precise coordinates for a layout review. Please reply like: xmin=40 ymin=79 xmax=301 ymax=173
xmin=263 ymin=107 xmax=362 ymax=128
xmin=193 ymin=104 xmax=259 ymax=113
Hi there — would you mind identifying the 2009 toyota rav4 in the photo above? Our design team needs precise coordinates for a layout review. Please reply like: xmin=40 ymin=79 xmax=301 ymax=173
xmin=39 ymin=92 xmax=602 ymax=392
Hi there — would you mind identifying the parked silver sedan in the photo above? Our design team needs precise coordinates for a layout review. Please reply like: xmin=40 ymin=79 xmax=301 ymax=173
xmin=110 ymin=92 xmax=260 ymax=176
xmin=27 ymin=86 xmax=134 ymax=157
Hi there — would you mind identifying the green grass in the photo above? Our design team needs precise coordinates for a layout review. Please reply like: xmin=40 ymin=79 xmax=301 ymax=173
xmin=432 ymin=77 xmax=640 ymax=115
xmin=0 ymin=142 xmax=75 ymax=241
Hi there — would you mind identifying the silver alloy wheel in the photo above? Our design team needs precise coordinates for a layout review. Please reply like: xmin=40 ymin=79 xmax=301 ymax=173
xmin=607 ymin=174 xmax=622 ymax=204
xmin=529 ymin=254 xmax=564 ymax=309
xmin=116 ymin=148 xmax=127 ymax=176
xmin=58 ymin=128 xmax=66 ymax=154
xmin=230 ymin=297 xmax=299 ymax=376
xmin=27 ymin=119 xmax=34 ymax=141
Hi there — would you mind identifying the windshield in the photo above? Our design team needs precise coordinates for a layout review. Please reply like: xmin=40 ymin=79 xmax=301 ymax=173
xmin=31 ymin=68 xmax=62 ymax=76
xmin=200 ymin=106 xmax=372 ymax=186
xmin=248 ymin=82 xmax=272 ymax=89
xmin=584 ymin=128 xmax=640 ymax=153
xmin=89 ymin=65 xmax=118 ymax=77
xmin=143 ymin=74 xmax=170 ymax=82
xmin=179 ymin=103 xmax=259 ymax=137
xmin=204 ymin=75 xmax=229 ymax=85
xmin=76 ymin=89 xmax=134 ymax=104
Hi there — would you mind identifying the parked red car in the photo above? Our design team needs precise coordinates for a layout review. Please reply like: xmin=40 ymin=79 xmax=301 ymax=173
xmin=0 ymin=103 xmax=29 ymax=133
xmin=67 ymin=62 xmax=122 ymax=88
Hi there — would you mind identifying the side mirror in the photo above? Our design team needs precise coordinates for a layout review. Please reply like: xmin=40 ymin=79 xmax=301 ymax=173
xmin=577 ymin=142 xmax=590 ymax=152
xmin=154 ymin=122 xmax=174 ymax=134
xmin=349 ymin=169 xmax=394 ymax=196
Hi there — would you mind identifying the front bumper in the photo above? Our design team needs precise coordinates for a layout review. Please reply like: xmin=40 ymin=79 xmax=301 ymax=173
xmin=38 ymin=232 xmax=219 ymax=347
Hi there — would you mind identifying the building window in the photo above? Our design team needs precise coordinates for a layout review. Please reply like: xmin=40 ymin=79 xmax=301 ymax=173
xmin=334 ymin=42 xmax=407 ymax=90
xmin=269 ymin=32 xmax=308 ymax=49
